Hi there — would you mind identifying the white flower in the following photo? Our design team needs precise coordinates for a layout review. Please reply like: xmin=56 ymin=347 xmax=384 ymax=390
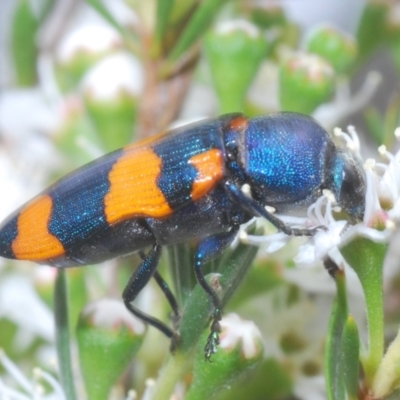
xmin=219 ymin=313 xmax=263 ymax=359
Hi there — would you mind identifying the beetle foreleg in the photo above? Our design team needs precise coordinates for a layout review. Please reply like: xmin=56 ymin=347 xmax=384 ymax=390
xmin=224 ymin=180 xmax=321 ymax=236
xmin=194 ymin=227 xmax=239 ymax=360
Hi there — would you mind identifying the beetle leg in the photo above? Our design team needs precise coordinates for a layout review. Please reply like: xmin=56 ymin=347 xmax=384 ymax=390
xmin=123 ymin=243 xmax=179 ymax=347
xmin=138 ymin=250 xmax=181 ymax=327
xmin=153 ymin=270 xmax=181 ymax=329
xmin=323 ymin=256 xmax=340 ymax=279
xmin=224 ymin=180 xmax=322 ymax=236
xmin=193 ymin=227 xmax=240 ymax=360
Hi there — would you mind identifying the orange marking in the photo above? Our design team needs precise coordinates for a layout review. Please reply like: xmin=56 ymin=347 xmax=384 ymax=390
xmin=105 ymin=147 xmax=173 ymax=224
xmin=12 ymin=195 xmax=65 ymax=260
xmin=190 ymin=149 xmax=224 ymax=201
xmin=229 ymin=116 xmax=248 ymax=132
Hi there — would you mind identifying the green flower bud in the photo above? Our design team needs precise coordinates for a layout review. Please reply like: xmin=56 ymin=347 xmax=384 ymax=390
xmin=54 ymin=98 xmax=104 ymax=167
xmin=186 ymin=313 xmax=263 ymax=400
xmin=77 ymin=299 xmax=146 ymax=400
xmin=306 ymin=24 xmax=358 ymax=74
xmin=279 ymin=53 xmax=335 ymax=114
xmin=82 ymin=53 xmax=142 ymax=152
xmin=205 ymin=20 xmax=268 ymax=113
xmin=56 ymin=26 xmax=122 ymax=92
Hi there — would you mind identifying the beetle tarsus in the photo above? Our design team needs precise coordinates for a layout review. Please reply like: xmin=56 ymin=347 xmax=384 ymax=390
xmin=205 ymin=330 xmax=220 ymax=361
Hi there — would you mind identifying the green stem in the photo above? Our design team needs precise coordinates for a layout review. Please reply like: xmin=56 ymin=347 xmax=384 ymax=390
xmin=151 ymin=352 xmax=192 ymax=400
xmin=359 ymin=265 xmax=384 ymax=384
xmin=341 ymin=238 xmax=388 ymax=385
xmin=54 ymin=269 xmax=77 ymax=400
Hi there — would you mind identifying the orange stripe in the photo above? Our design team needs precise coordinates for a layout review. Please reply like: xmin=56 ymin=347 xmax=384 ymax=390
xmin=229 ymin=116 xmax=248 ymax=132
xmin=105 ymin=147 xmax=173 ymax=224
xmin=190 ymin=149 xmax=224 ymax=201
xmin=12 ymin=195 xmax=65 ymax=260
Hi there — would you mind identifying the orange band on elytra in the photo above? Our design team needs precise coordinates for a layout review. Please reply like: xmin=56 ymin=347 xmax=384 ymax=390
xmin=12 ymin=195 xmax=65 ymax=260
xmin=105 ymin=147 xmax=173 ymax=224
xmin=190 ymin=149 xmax=224 ymax=201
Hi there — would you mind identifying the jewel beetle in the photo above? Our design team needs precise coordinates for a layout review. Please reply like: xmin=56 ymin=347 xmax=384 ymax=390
xmin=0 ymin=112 xmax=366 ymax=359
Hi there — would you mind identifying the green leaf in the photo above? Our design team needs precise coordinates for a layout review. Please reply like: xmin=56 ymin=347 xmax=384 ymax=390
xmin=373 ymin=326 xmax=400 ymax=398
xmin=217 ymin=358 xmax=293 ymax=400
xmin=86 ymin=0 xmax=138 ymax=53
xmin=153 ymin=0 xmax=175 ymax=56
xmin=341 ymin=238 xmax=388 ymax=385
xmin=357 ymin=2 xmax=389 ymax=61
xmin=167 ymin=0 xmax=227 ymax=63
xmin=325 ymin=268 xmax=348 ymax=400
xmin=341 ymin=315 xmax=360 ymax=400
xmin=54 ymin=269 xmax=77 ymax=400
xmin=166 ymin=243 xmax=196 ymax=305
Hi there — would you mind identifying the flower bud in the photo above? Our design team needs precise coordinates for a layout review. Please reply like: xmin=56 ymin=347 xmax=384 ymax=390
xmin=76 ymin=299 xmax=146 ymax=400
xmin=205 ymin=20 xmax=268 ymax=113
xmin=56 ymin=25 xmax=122 ymax=92
xmin=306 ymin=24 xmax=357 ymax=74
xmin=82 ymin=53 xmax=143 ymax=151
xmin=279 ymin=53 xmax=335 ymax=114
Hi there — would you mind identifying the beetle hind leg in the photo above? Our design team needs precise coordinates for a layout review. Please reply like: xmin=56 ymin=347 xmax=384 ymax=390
xmin=153 ymin=270 xmax=181 ymax=330
xmin=123 ymin=244 xmax=180 ymax=347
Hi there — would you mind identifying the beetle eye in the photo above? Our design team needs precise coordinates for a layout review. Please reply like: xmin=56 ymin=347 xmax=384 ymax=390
xmin=339 ymin=159 xmax=366 ymax=220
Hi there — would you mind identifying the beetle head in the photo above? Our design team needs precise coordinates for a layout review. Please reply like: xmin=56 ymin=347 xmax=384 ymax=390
xmin=325 ymin=147 xmax=366 ymax=222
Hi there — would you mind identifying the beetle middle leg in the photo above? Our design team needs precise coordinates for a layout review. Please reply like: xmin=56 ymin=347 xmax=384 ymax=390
xmin=193 ymin=227 xmax=239 ymax=360
xmin=123 ymin=243 xmax=180 ymax=347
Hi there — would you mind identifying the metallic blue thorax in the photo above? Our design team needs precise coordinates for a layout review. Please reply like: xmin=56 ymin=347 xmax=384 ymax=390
xmin=236 ymin=113 xmax=333 ymax=213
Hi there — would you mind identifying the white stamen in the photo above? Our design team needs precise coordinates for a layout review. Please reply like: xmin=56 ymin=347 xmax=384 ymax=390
xmin=347 ymin=125 xmax=361 ymax=152
xmin=378 ymin=145 xmax=387 ymax=156
xmin=33 ymin=368 xmax=65 ymax=400
xmin=125 ymin=389 xmax=137 ymax=400
xmin=0 ymin=350 xmax=33 ymax=393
